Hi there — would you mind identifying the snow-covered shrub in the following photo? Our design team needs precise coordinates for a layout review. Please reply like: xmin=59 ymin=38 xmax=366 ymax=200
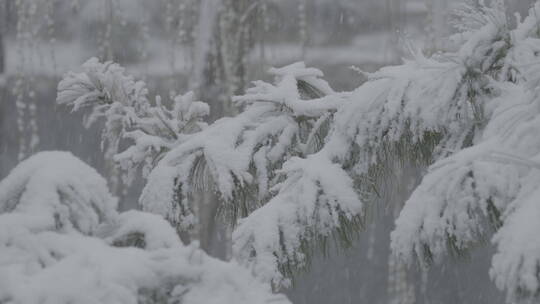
xmin=0 ymin=217 xmax=290 ymax=304
xmin=98 ymin=210 xmax=182 ymax=250
xmin=0 ymin=221 xmax=290 ymax=304
xmin=0 ymin=151 xmax=290 ymax=304
xmin=0 ymin=151 xmax=118 ymax=234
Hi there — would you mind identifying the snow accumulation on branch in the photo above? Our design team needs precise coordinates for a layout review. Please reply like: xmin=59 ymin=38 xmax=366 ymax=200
xmin=0 ymin=151 xmax=290 ymax=304
xmin=234 ymin=1 xmax=540 ymax=300
xmin=58 ymin=58 xmax=354 ymax=287
xmin=231 ymin=1 xmax=502 ymax=289
xmin=233 ymin=151 xmax=363 ymax=288
xmin=140 ymin=62 xmax=346 ymax=230
xmin=57 ymin=58 xmax=209 ymax=185
xmin=231 ymin=53 xmax=471 ymax=287
xmin=391 ymin=2 xmax=540 ymax=302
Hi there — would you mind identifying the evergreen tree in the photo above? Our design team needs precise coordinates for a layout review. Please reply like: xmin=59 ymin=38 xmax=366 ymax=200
xmin=56 ymin=1 xmax=540 ymax=302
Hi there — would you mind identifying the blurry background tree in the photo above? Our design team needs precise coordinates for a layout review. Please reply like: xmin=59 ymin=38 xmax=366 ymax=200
xmin=0 ymin=11 xmax=4 ymax=75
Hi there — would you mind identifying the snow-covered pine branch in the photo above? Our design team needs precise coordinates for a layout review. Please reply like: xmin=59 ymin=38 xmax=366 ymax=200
xmin=233 ymin=151 xmax=363 ymax=288
xmin=57 ymin=58 xmax=209 ymax=185
xmin=392 ymin=2 xmax=540 ymax=302
xmin=0 ymin=151 xmax=290 ymax=304
xmin=114 ymin=92 xmax=209 ymax=182
xmin=231 ymin=0 xmax=515 ymax=289
xmin=140 ymin=62 xmax=343 ymax=231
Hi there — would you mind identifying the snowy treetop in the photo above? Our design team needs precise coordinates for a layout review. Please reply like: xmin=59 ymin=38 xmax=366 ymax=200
xmin=0 ymin=151 xmax=118 ymax=235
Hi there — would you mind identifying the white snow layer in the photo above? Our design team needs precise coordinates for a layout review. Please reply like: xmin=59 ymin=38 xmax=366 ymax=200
xmin=0 ymin=151 xmax=290 ymax=304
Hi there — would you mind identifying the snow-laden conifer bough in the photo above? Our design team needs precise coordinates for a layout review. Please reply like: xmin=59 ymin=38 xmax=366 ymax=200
xmin=0 ymin=151 xmax=290 ymax=304
xmin=55 ymin=1 xmax=540 ymax=303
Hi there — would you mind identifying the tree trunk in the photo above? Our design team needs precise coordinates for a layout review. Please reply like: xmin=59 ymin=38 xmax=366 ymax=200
xmin=0 ymin=28 xmax=4 ymax=177
xmin=189 ymin=0 xmax=229 ymax=259
xmin=0 ymin=32 xmax=4 ymax=74
xmin=425 ymin=0 xmax=449 ymax=53
xmin=0 ymin=0 xmax=5 ymax=75
xmin=188 ymin=0 xmax=260 ymax=260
